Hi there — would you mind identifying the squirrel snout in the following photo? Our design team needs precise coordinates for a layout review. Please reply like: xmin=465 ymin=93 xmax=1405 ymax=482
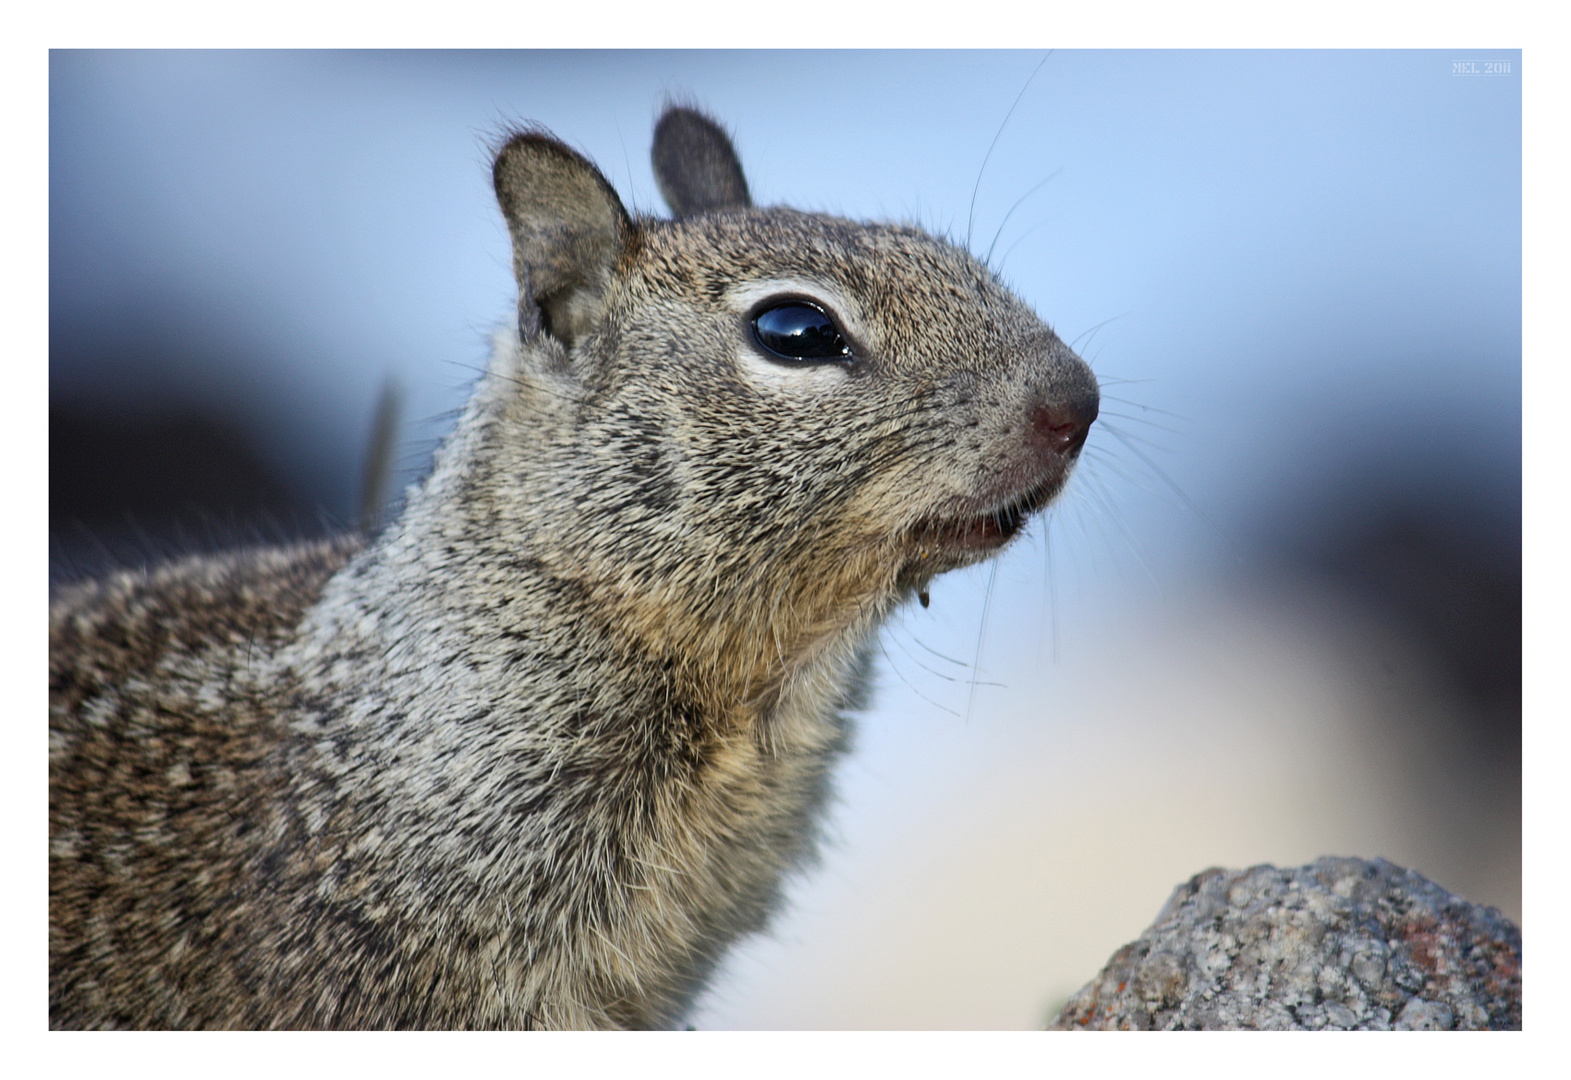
xmin=1028 ymin=389 xmax=1099 ymax=459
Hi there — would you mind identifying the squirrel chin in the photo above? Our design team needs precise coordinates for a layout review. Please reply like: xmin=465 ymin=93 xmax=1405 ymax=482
xmin=906 ymin=472 xmax=1065 ymax=564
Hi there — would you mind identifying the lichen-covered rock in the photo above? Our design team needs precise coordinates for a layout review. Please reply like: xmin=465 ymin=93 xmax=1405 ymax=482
xmin=1049 ymin=857 xmax=1520 ymax=1030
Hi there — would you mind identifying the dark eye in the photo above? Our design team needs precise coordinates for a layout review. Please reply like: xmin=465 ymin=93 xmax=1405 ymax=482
xmin=751 ymin=301 xmax=852 ymax=362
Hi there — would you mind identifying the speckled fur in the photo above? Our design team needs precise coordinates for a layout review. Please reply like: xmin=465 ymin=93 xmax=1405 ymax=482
xmin=50 ymin=107 xmax=1098 ymax=1028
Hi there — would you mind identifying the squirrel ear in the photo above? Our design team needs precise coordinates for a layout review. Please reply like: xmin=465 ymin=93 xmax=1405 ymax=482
xmin=493 ymin=131 xmax=631 ymax=348
xmin=652 ymin=106 xmax=752 ymax=219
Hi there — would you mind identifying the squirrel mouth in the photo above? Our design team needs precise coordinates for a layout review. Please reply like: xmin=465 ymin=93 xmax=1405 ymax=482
xmin=909 ymin=481 xmax=1055 ymax=556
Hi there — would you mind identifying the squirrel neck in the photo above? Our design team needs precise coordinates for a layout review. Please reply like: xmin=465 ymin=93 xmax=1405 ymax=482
xmin=267 ymin=328 xmax=879 ymax=1026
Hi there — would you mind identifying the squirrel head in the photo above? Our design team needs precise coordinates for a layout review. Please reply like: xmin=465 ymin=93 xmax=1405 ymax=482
xmin=487 ymin=106 xmax=1098 ymax=698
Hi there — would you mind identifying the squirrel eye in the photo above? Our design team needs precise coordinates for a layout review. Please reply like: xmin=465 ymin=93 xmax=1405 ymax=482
xmin=751 ymin=301 xmax=852 ymax=362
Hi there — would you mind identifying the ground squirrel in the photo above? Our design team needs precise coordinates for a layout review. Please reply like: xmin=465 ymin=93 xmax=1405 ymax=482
xmin=49 ymin=105 xmax=1099 ymax=1029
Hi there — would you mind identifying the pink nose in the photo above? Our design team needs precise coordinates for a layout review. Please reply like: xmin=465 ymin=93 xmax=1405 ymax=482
xmin=1029 ymin=394 xmax=1098 ymax=458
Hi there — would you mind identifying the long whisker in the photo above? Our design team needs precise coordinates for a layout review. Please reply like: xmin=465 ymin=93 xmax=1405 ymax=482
xmin=964 ymin=559 xmax=1002 ymax=725
xmin=984 ymin=167 xmax=1064 ymax=266
xmin=967 ymin=51 xmax=1053 ymax=251
xmin=1093 ymin=422 xmax=1174 ymax=454
xmin=1099 ymin=393 xmax=1191 ymax=422
xmin=884 ymin=628 xmax=966 ymax=684
xmin=1098 ymin=409 xmax=1184 ymax=435
xmin=908 ymin=634 xmax=968 ymax=667
xmin=1089 ymin=374 xmax=1158 ymax=388
xmin=1068 ymin=314 xmax=1128 ymax=356
xmin=878 ymin=634 xmax=961 ymax=718
xmin=1081 ymin=446 xmax=1185 ymax=504
xmin=1075 ymin=461 xmax=1164 ymax=593
xmin=996 ymin=218 xmax=1056 ymax=272
xmin=1099 ymin=423 xmax=1236 ymax=556
xmin=1040 ymin=507 xmax=1059 ymax=663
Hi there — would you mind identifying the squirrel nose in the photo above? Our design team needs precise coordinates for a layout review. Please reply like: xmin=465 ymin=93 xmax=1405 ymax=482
xmin=1028 ymin=389 xmax=1099 ymax=459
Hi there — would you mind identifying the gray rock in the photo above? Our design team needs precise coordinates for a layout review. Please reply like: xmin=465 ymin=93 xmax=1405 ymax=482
xmin=1049 ymin=857 xmax=1520 ymax=1030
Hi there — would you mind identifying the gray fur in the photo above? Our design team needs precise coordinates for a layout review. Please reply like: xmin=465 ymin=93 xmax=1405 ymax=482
xmin=49 ymin=104 xmax=1098 ymax=1029
xmin=652 ymin=106 xmax=751 ymax=218
xmin=494 ymin=131 xmax=631 ymax=347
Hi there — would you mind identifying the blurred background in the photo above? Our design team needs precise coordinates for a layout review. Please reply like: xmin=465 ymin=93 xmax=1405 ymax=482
xmin=49 ymin=50 xmax=1520 ymax=1028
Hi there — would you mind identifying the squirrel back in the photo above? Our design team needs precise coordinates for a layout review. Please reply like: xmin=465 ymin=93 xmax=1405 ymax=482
xmin=49 ymin=106 xmax=1099 ymax=1028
